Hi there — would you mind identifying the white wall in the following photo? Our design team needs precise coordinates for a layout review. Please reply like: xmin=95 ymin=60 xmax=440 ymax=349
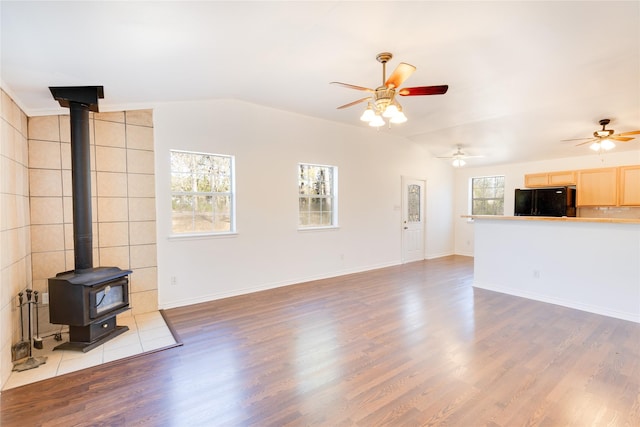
xmin=453 ymin=150 xmax=640 ymax=256
xmin=153 ymin=100 xmax=454 ymax=309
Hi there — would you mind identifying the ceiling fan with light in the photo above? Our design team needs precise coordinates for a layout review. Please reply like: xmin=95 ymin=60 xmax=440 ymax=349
xmin=437 ymin=146 xmax=484 ymax=167
xmin=330 ymin=52 xmax=448 ymax=127
xmin=562 ymin=119 xmax=640 ymax=152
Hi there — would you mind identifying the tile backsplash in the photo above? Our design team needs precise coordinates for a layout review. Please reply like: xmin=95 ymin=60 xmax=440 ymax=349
xmin=578 ymin=206 xmax=640 ymax=219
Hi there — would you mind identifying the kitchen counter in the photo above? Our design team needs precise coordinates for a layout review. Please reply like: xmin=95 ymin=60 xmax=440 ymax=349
xmin=467 ymin=215 xmax=640 ymax=323
xmin=462 ymin=215 xmax=640 ymax=224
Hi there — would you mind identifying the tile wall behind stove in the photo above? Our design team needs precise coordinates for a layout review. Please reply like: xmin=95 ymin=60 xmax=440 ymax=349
xmin=28 ymin=109 xmax=158 ymax=338
xmin=0 ymin=89 xmax=31 ymax=387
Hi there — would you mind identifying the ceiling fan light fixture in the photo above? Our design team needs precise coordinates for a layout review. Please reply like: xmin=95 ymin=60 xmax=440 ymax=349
xmin=390 ymin=110 xmax=407 ymax=124
xmin=590 ymin=139 xmax=616 ymax=152
xmin=601 ymin=139 xmax=616 ymax=150
xmin=369 ymin=114 xmax=385 ymax=127
xmin=360 ymin=105 xmax=375 ymax=122
xmin=452 ymin=158 xmax=466 ymax=168
xmin=382 ymin=103 xmax=399 ymax=118
xmin=595 ymin=130 xmax=612 ymax=138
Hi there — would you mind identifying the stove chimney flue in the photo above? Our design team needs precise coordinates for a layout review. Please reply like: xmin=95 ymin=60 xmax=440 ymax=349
xmin=48 ymin=86 xmax=132 ymax=352
xmin=49 ymin=86 xmax=104 ymax=272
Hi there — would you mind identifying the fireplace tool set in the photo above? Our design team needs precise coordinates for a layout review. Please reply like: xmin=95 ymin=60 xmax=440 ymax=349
xmin=12 ymin=289 xmax=47 ymax=372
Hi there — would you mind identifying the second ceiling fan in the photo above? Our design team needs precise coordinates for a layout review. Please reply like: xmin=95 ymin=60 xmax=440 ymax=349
xmin=563 ymin=119 xmax=640 ymax=152
xmin=331 ymin=52 xmax=448 ymax=127
xmin=437 ymin=146 xmax=484 ymax=167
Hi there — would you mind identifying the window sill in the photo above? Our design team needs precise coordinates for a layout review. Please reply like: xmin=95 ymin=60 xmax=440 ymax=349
xmin=168 ymin=231 xmax=238 ymax=241
xmin=297 ymin=226 xmax=340 ymax=232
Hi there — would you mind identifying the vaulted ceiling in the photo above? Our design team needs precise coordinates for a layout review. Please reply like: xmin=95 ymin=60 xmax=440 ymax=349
xmin=2 ymin=1 xmax=638 ymax=166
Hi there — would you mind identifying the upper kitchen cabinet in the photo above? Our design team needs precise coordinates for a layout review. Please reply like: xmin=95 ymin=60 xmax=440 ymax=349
xmin=549 ymin=170 xmax=577 ymax=186
xmin=576 ymin=167 xmax=618 ymax=206
xmin=524 ymin=170 xmax=576 ymax=188
xmin=524 ymin=173 xmax=548 ymax=187
xmin=618 ymin=165 xmax=640 ymax=206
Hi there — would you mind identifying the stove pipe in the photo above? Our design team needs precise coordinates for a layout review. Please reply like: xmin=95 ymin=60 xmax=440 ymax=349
xmin=49 ymin=86 xmax=104 ymax=272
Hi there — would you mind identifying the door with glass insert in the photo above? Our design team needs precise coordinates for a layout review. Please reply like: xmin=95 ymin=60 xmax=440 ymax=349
xmin=402 ymin=177 xmax=425 ymax=263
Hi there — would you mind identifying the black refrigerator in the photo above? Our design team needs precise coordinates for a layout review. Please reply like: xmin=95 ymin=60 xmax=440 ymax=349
xmin=514 ymin=187 xmax=576 ymax=217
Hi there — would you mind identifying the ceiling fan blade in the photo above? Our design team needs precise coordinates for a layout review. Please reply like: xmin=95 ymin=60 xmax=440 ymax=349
xmin=575 ymin=139 xmax=597 ymax=147
xmin=385 ymin=63 xmax=416 ymax=89
xmin=561 ymin=137 xmax=593 ymax=142
xmin=610 ymin=136 xmax=634 ymax=142
xmin=616 ymin=130 xmax=640 ymax=136
xmin=336 ymin=97 xmax=370 ymax=110
xmin=398 ymin=85 xmax=449 ymax=96
xmin=437 ymin=155 xmax=484 ymax=159
xmin=330 ymin=82 xmax=374 ymax=92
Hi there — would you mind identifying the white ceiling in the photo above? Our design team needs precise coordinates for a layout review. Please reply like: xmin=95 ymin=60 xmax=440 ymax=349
xmin=1 ymin=1 xmax=639 ymax=166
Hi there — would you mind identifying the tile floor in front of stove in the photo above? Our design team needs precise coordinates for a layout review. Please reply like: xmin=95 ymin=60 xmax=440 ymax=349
xmin=2 ymin=311 xmax=178 ymax=391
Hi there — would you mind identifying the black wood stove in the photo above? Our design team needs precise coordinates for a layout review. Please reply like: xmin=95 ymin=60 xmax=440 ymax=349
xmin=48 ymin=86 xmax=131 ymax=352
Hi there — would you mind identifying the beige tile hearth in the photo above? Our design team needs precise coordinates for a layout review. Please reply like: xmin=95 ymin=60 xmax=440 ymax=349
xmin=2 ymin=311 xmax=179 ymax=391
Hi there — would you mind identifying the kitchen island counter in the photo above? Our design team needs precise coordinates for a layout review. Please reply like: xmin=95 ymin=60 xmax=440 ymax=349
xmin=467 ymin=215 xmax=640 ymax=323
xmin=463 ymin=215 xmax=640 ymax=224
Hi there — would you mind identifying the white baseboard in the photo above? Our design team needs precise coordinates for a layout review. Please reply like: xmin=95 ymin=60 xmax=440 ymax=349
xmin=473 ymin=281 xmax=640 ymax=324
xmin=159 ymin=260 xmax=401 ymax=310
xmin=454 ymin=249 xmax=474 ymax=257
xmin=425 ymin=251 xmax=455 ymax=260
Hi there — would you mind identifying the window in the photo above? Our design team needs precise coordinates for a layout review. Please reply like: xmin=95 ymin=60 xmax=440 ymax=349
xmin=298 ymin=163 xmax=337 ymax=228
xmin=170 ymin=150 xmax=235 ymax=234
xmin=471 ymin=175 xmax=505 ymax=215
xmin=407 ymin=184 xmax=421 ymax=222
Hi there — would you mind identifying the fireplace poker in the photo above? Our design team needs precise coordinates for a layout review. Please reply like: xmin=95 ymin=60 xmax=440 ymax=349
xmin=18 ymin=292 xmax=24 ymax=342
xmin=25 ymin=289 xmax=33 ymax=358
xmin=34 ymin=291 xmax=43 ymax=349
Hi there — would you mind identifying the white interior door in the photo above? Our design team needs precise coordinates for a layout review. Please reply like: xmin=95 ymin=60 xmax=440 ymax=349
xmin=401 ymin=177 xmax=425 ymax=263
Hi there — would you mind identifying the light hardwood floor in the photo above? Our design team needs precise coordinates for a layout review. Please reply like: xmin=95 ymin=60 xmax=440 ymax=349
xmin=1 ymin=255 xmax=639 ymax=426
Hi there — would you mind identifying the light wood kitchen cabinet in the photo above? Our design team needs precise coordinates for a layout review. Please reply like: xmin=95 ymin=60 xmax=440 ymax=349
xmin=548 ymin=170 xmax=576 ymax=186
xmin=618 ymin=165 xmax=640 ymax=206
xmin=524 ymin=173 xmax=549 ymax=187
xmin=524 ymin=170 xmax=576 ymax=188
xmin=576 ymin=167 xmax=618 ymax=206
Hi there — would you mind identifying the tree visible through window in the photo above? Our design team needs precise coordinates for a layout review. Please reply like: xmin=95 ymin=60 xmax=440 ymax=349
xmin=471 ymin=176 xmax=505 ymax=215
xmin=170 ymin=150 xmax=235 ymax=234
xmin=298 ymin=163 xmax=337 ymax=227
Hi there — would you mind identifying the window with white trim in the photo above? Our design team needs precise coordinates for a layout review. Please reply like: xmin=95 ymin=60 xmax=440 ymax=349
xmin=170 ymin=150 xmax=235 ymax=234
xmin=471 ymin=175 xmax=505 ymax=215
xmin=298 ymin=163 xmax=337 ymax=228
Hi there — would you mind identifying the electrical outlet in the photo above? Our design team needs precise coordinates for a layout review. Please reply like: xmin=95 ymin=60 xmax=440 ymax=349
xmin=533 ymin=270 xmax=541 ymax=279
xmin=171 ymin=276 xmax=177 ymax=286
xmin=42 ymin=292 xmax=49 ymax=305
